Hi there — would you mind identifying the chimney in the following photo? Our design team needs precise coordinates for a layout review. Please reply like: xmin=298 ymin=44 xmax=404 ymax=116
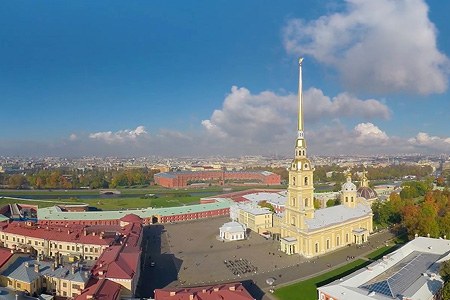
xmin=92 ymin=231 xmax=96 ymax=236
xmin=229 ymin=285 xmax=236 ymax=291
xmin=189 ymin=295 xmax=194 ymax=300
xmin=71 ymin=264 xmax=76 ymax=274
xmin=34 ymin=263 xmax=39 ymax=273
xmin=169 ymin=291 xmax=176 ymax=296
xmin=67 ymin=230 xmax=70 ymax=234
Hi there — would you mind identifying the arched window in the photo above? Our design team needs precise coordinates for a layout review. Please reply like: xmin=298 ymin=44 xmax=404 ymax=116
xmin=326 ymin=239 xmax=330 ymax=249
xmin=346 ymin=233 xmax=349 ymax=243
xmin=291 ymin=216 xmax=296 ymax=226
xmin=304 ymin=177 xmax=308 ymax=185
xmin=336 ymin=236 xmax=340 ymax=246
xmin=345 ymin=196 xmax=348 ymax=203
xmin=315 ymin=242 xmax=319 ymax=253
xmin=292 ymin=197 xmax=296 ymax=207
xmin=351 ymin=196 xmax=354 ymax=202
xmin=293 ymin=176 xmax=296 ymax=186
xmin=304 ymin=163 xmax=308 ymax=169
xmin=305 ymin=198 xmax=309 ymax=207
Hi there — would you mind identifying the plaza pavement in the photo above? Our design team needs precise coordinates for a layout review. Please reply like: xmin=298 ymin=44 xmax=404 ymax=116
xmin=137 ymin=216 xmax=395 ymax=300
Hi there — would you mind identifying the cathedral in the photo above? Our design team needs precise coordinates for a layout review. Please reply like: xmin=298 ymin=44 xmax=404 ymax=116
xmin=279 ymin=59 xmax=373 ymax=258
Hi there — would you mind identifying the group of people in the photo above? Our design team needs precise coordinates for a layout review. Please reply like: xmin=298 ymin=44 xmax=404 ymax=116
xmin=224 ymin=258 xmax=258 ymax=276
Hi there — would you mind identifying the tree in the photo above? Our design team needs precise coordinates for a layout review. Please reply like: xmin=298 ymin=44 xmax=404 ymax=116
xmin=8 ymin=174 xmax=27 ymax=189
xmin=440 ymin=260 xmax=450 ymax=281
xmin=258 ymin=201 xmax=275 ymax=213
xmin=313 ymin=198 xmax=321 ymax=209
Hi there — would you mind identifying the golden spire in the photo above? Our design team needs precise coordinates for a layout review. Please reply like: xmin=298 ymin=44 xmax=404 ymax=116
xmin=295 ymin=57 xmax=306 ymax=155
xmin=298 ymin=57 xmax=304 ymax=137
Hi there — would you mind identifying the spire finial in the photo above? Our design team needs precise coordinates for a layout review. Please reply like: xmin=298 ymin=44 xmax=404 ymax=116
xmin=298 ymin=57 xmax=304 ymax=135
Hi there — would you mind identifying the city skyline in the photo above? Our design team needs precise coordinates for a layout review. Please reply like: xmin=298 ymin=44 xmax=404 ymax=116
xmin=0 ymin=0 xmax=449 ymax=157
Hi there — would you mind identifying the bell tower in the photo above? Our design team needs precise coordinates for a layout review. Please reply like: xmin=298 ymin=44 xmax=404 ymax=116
xmin=280 ymin=58 xmax=315 ymax=255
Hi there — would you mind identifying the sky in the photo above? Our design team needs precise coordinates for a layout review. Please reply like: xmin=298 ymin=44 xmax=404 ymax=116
xmin=0 ymin=0 xmax=449 ymax=157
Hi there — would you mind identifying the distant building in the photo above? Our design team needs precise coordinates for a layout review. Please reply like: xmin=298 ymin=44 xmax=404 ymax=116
xmin=318 ymin=237 xmax=450 ymax=300
xmin=154 ymin=170 xmax=281 ymax=188
xmin=154 ymin=282 xmax=255 ymax=300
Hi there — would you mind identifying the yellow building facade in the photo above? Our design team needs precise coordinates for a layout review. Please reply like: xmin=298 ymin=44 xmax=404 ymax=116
xmin=237 ymin=206 xmax=272 ymax=233
xmin=279 ymin=58 xmax=373 ymax=258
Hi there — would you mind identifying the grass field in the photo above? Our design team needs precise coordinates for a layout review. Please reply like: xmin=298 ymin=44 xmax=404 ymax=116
xmin=0 ymin=185 xmax=286 ymax=210
xmin=0 ymin=194 xmax=201 ymax=210
xmin=273 ymin=259 xmax=370 ymax=300
xmin=365 ymin=244 xmax=398 ymax=260
xmin=0 ymin=184 xmax=287 ymax=197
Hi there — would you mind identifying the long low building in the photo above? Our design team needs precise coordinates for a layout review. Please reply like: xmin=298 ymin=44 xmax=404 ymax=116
xmin=154 ymin=170 xmax=281 ymax=188
xmin=35 ymin=199 xmax=231 ymax=226
xmin=318 ymin=237 xmax=450 ymax=300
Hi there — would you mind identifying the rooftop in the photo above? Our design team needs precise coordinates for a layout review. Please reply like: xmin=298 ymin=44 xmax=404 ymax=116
xmin=318 ymin=237 xmax=450 ymax=300
xmin=37 ymin=199 xmax=232 ymax=221
xmin=154 ymin=282 xmax=255 ymax=300
xmin=0 ymin=222 xmax=118 ymax=245
xmin=1 ymin=257 xmax=90 ymax=284
xmin=305 ymin=203 xmax=372 ymax=230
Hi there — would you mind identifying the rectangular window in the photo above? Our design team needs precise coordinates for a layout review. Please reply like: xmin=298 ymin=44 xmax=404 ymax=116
xmin=63 ymin=282 xmax=67 ymax=287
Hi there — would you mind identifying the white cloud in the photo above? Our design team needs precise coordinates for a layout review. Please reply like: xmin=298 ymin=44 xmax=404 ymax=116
xmin=305 ymin=88 xmax=390 ymax=120
xmin=69 ymin=133 xmax=78 ymax=141
xmin=201 ymin=86 xmax=390 ymax=146
xmin=89 ymin=125 xmax=148 ymax=144
xmin=283 ymin=0 xmax=449 ymax=94
xmin=353 ymin=122 xmax=389 ymax=145
xmin=408 ymin=132 xmax=450 ymax=151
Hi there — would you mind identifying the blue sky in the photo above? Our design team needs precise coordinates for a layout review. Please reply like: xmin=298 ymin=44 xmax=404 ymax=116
xmin=0 ymin=0 xmax=449 ymax=157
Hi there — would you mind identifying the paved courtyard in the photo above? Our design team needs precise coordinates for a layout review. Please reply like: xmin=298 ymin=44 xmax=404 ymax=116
xmin=163 ymin=216 xmax=302 ymax=285
xmin=138 ymin=216 xmax=395 ymax=299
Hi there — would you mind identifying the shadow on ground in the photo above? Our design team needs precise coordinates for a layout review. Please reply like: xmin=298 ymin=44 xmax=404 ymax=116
xmin=136 ymin=225 xmax=182 ymax=298
xmin=241 ymin=279 xmax=266 ymax=300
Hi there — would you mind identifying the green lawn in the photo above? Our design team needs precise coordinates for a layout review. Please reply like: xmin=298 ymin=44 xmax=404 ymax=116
xmin=365 ymin=245 xmax=398 ymax=260
xmin=274 ymin=259 xmax=370 ymax=300
xmin=0 ymin=194 xmax=201 ymax=210
xmin=0 ymin=185 xmax=287 ymax=210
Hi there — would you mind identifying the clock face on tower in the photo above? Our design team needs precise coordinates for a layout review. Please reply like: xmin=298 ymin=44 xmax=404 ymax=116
xmin=297 ymin=130 xmax=304 ymax=139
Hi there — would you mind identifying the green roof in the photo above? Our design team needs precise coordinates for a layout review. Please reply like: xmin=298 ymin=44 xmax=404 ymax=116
xmin=37 ymin=199 xmax=233 ymax=221
xmin=0 ymin=214 xmax=9 ymax=222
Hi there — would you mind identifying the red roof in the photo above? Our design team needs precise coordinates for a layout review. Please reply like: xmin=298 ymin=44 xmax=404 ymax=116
xmin=75 ymin=278 xmax=122 ymax=300
xmin=91 ymin=222 xmax=142 ymax=280
xmin=154 ymin=283 xmax=254 ymax=300
xmin=0 ymin=247 xmax=14 ymax=269
xmin=120 ymin=213 xmax=142 ymax=223
xmin=0 ymin=222 xmax=117 ymax=245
